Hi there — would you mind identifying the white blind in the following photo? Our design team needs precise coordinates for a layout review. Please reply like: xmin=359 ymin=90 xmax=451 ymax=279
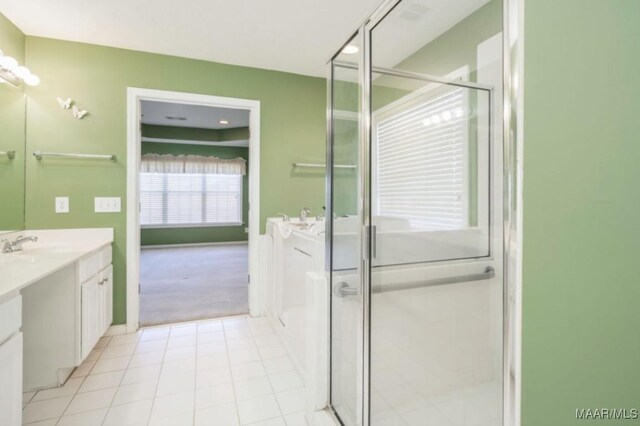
xmin=375 ymin=87 xmax=468 ymax=230
xmin=140 ymin=172 xmax=242 ymax=226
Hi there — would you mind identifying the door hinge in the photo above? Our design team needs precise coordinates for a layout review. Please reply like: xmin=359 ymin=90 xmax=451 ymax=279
xmin=247 ymin=274 xmax=250 ymax=284
xmin=138 ymin=283 xmax=141 ymax=294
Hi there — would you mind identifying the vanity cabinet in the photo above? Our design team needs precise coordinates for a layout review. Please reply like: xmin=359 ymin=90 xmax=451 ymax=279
xmin=0 ymin=295 xmax=22 ymax=426
xmin=79 ymin=246 xmax=113 ymax=359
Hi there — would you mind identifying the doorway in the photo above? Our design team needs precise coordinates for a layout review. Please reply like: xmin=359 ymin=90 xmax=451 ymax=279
xmin=126 ymin=89 xmax=261 ymax=332
xmin=137 ymin=101 xmax=250 ymax=325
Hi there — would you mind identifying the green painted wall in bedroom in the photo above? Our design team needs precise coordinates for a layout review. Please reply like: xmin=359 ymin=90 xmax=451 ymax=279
xmin=22 ymin=36 xmax=326 ymax=324
xmin=0 ymin=13 xmax=26 ymax=232
xmin=139 ymin=142 xmax=249 ymax=246
xmin=521 ymin=1 xmax=640 ymax=425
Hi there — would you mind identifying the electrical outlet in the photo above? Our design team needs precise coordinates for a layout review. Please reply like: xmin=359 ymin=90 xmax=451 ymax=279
xmin=94 ymin=197 xmax=121 ymax=213
xmin=55 ymin=197 xmax=69 ymax=213
xmin=245 ymin=227 xmax=249 ymax=233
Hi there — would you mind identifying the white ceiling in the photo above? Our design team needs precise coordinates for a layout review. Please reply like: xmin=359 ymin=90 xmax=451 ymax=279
xmin=0 ymin=0 xmax=379 ymax=77
xmin=141 ymin=101 xmax=249 ymax=129
xmin=141 ymin=101 xmax=250 ymax=147
xmin=0 ymin=0 xmax=489 ymax=77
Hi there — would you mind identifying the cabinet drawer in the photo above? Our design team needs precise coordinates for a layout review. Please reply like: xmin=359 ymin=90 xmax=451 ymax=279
xmin=0 ymin=295 xmax=21 ymax=345
xmin=79 ymin=245 xmax=112 ymax=283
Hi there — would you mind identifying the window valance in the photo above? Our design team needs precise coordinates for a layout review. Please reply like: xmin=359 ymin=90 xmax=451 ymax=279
xmin=141 ymin=153 xmax=246 ymax=175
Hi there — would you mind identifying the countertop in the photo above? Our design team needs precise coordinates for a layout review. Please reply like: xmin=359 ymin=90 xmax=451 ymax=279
xmin=0 ymin=228 xmax=114 ymax=301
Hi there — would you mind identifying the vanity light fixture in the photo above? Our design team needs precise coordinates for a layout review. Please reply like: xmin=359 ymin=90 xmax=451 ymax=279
xmin=342 ymin=45 xmax=359 ymax=55
xmin=0 ymin=48 xmax=40 ymax=86
xmin=219 ymin=119 xmax=230 ymax=125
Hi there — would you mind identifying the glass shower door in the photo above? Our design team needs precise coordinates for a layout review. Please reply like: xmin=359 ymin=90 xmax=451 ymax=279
xmin=367 ymin=1 xmax=504 ymax=425
xmin=328 ymin=34 xmax=364 ymax=426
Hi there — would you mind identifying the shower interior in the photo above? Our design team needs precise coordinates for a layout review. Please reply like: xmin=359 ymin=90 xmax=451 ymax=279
xmin=326 ymin=0 xmax=513 ymax=425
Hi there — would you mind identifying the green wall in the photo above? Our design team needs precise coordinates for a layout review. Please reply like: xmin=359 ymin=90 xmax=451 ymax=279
xmin=0 ymin=13 xmax=25 ymax=232
xmin=22 ymin=37 xmax=326 ymax=324
xmin=140 ymin=141 xmax=248 ymax=246
xmin=142 ymin=124 xmax=249 ymax=143
xmin=521 ymin=1 xmax=640 ymax=425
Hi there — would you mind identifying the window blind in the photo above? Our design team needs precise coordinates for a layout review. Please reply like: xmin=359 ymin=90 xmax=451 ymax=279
xmin=140 ymin=173 xmax=242 ymax=226
xmin=375 ymin=87 xmax=468 ymax=230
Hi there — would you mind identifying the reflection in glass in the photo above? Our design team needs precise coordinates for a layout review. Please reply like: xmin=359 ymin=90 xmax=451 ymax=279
xmin=368 ymin=0 xmax=504 ymax=425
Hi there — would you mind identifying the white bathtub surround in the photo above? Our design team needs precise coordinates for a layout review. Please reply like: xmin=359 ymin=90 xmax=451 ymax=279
xmin=265 ymin=217 xmax=331 ymax=422
xmin=20 ymin=316 xmax=308 ymax=426
xmin=0 ymin=228 xmax=113 ymax=426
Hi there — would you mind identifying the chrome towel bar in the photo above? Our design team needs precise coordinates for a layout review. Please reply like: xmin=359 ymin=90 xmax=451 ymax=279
xmin=33 ymin=151 xmax=116 ymax=161
xmin=334 ymin=266 xmax=495 ymax=297
xmin=0 ymin=150 xmax=16 ymax=159
xmin=293 ymin=162 xmax=356 ymax=170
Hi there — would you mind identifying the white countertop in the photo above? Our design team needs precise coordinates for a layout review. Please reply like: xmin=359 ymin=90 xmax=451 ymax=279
xmin=0 ymin=228 xmax=114 ymax=301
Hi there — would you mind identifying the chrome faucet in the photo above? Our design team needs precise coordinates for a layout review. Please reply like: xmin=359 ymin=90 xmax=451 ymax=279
xmin=277 ymin=213 xmax=290 ymax=222
xmin=2 ymin=235 xmax=39 ymax=253
xmin=316 ymin=206 xmax=326 ymax=221
xmin=299 ymin=207 xmax=311 ymax=222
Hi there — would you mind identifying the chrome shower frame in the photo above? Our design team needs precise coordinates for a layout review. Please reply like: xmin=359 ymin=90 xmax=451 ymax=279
xmin=324 ymin=0 xmax=523 ymax=423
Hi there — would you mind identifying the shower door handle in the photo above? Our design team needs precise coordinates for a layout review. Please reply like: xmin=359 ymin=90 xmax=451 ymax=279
xmin=334 ymin=281 xmax=358 ymax=298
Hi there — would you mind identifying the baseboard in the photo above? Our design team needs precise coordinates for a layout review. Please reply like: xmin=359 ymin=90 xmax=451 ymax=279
xmin=105 ymin=324 xmax=127 ymax=336
xmin=141 ymin=240 xmax=249 ymax=249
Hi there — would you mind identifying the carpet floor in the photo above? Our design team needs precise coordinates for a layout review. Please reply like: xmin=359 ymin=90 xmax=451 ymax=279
xmin=139 ymin=244 xmax=249 ymax=326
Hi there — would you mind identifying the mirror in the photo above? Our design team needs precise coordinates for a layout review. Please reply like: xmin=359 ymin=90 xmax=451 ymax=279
xmin=0 ymin=13 xmax=26 ymax=234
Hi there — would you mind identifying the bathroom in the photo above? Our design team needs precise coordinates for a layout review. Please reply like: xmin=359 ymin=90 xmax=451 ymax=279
xmin=2 ymin=0 xmax=640 ymax=426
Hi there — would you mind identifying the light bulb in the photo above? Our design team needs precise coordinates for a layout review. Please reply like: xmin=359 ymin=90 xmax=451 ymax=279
xmin=442 ymin=111 xmax=452 ymax=121
xmin=14 ymin=66 xmax=31 ymax=80
xmin=0 ymin=55 xmax=18 ymax=71
xmin=24 ymin=73 xmax=40 ymax=86
xmin=431 ymin=114 xmax=442 ymax=124
xmin=454 ymin=108 xmax=464 ymax=118
xmin=342 ymin=45 xmax=359 ymax=55
xmin=422 ymin=118 xmax=432 ymax=127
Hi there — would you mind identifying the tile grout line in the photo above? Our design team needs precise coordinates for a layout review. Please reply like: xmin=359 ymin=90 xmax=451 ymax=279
xmin=223 ymin=318 xmax=243 ymax=426
xmin=100 ymin=330 xmax=145 ymax=426
xmin=146 ymin=327 xmax=169 ymax=426
xmin=42 ymin=335 xmax=112 ymax=426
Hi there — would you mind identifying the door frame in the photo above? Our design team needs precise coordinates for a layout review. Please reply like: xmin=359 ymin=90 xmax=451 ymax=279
xmin=126 ymin=88 xmax=261 ymax=333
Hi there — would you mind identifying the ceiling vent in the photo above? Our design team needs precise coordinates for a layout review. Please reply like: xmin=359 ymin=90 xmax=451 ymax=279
xmin=398 ymin=3 xmax=430 ymax=21
xmin=165 ymin=116 xmax=187 ymax=121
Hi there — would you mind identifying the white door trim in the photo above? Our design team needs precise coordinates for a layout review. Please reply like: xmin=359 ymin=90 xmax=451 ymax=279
xmin=126 ymin=88 xmax=261 ymax=333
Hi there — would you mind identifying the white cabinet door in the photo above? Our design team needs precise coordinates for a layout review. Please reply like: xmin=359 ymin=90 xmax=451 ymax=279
xmin=81 ymin=275 xmax=100 ymax=359
xmin=98 ymin=265 xmax=113 ymax=334
xmin=0 ymin=332 xmax=23 ymax=426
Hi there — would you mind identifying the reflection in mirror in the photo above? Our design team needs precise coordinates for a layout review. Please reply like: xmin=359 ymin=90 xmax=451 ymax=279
xmin=0 ymin=13 xmax=26 ymax=234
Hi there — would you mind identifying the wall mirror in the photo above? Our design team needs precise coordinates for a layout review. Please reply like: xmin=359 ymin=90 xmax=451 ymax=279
xmin=0 ymin=15 xmax=26 ymax=234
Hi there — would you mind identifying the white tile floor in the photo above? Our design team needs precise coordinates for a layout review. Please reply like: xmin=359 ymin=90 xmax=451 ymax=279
xmin=22 ymin=315 xmax=308 ymax=426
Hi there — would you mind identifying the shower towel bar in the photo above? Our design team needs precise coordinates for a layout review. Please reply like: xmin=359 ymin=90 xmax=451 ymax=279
xmin=33 ymin=151 xmax=116 ymax=161
xmin=0 ymin=150 xmax=16 ymax=159
xmin=334 ymin=266 xmax=495 ymax=297
xmin=293 ymin=162 xmax=356 ymax=169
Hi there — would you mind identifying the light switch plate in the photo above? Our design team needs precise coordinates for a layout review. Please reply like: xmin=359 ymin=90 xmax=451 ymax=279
xmin=55 ymin=197 xmax=69 ymax=213
xmin=94 ymin=197 xmax=121 ymax=213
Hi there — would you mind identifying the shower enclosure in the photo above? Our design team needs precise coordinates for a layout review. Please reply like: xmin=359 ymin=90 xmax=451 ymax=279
xmin=325 ymin=0 xmax=519 ymax=424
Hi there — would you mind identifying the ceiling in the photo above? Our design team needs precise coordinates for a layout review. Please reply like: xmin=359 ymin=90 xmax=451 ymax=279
xmin=141 ymin=101 xmax=249 ymax=129
xmin=141 ymin=101 xmax=250 ymax=147
xmin=0 ymin=0 xmax=489 ymax=77
xmin=0 ymin=0 xmax=379 ymax=77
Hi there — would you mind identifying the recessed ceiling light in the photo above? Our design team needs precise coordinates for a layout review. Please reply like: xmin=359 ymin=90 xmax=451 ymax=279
xmin=219 ymin=120 xmax=230 ymax=125
xmin=342 ymin=45 xmax=359 ymax=55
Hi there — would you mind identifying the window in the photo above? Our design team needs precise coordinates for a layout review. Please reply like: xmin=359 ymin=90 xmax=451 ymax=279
xmin=374 ymin=85 xmax=469 ymax=231
xmin=140 ymin=172 xmax=242 ymax=227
